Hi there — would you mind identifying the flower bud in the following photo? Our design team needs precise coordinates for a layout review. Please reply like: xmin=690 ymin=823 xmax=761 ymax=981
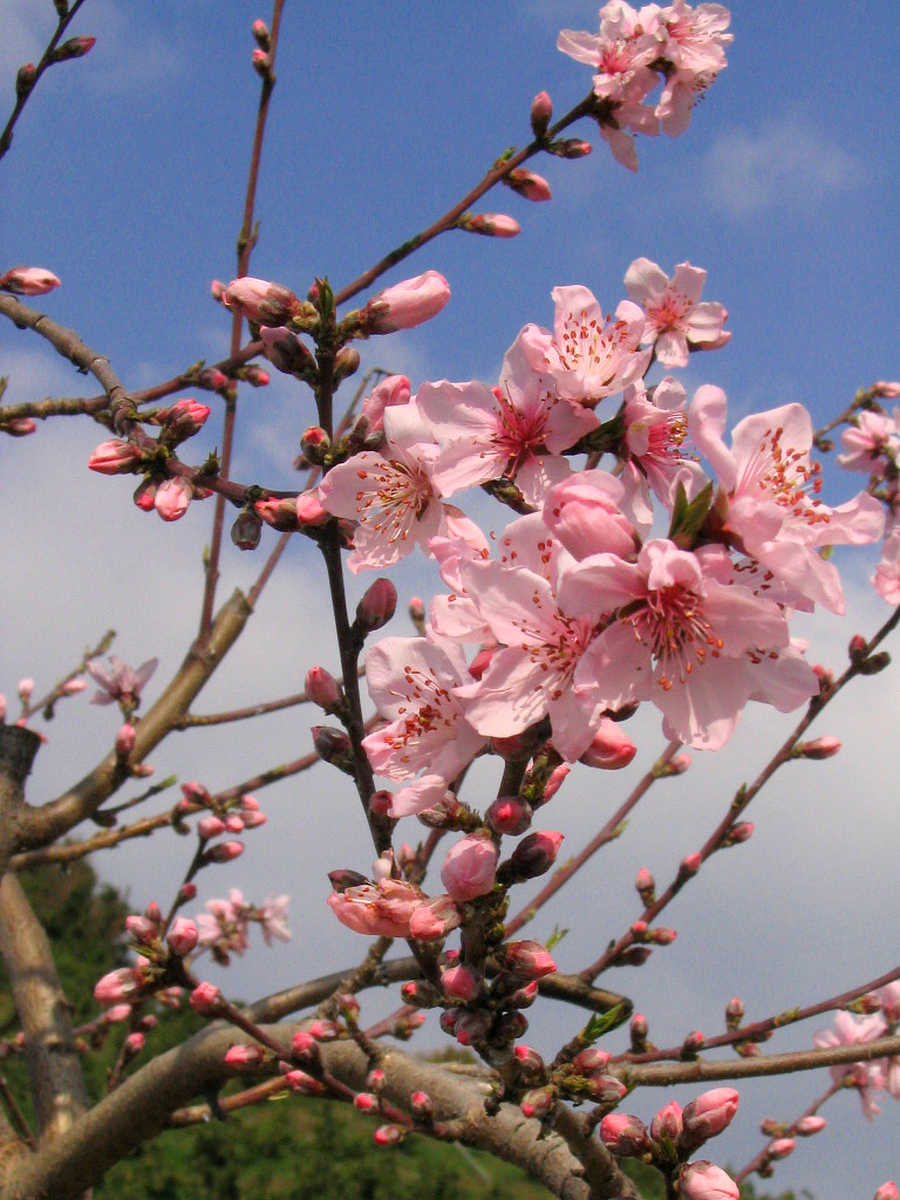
xmin=873 ymin=1184 xmax=899 ymax=1200
xmin=224 ymin=277 xmax=301 ymax=326
xmin=312 ymin=725 xmax=355 ymax=774
xmin=486 ymin=796 xmax=532 ymax=836
xmin=598 ymin=1112 xmax=649 ymax=1156
xmin=857 ymin=650 xmax=890 ymax=675
xmin=579 ymin=721 xmax=637 ymax=769
xmin=125 ymin=914 xmax=158 ymax=945
xmin=410 ymin=1090 xmax=432 ymax=1119
xmin=555 ymin=138 xmax=592 ymax=158
xmin=124 ymin=1031 xmax=145 ymax=1057
xmin=354 ymin=1091 xmax=378 ymax=1112
xmin=355 ymin=577 xmax=397 ymax=632
xmin=650 ymin=926 xmax=677 ymax=945
xmin=848 ymin=633 xmax=868 ymax=662
xmin=503 ymin=168 xmax=552 ymax=202
xmin=635 ymin=867 xmax=655 ymax=904
xmin=204 ymin=840 xmax=244 ymax=863
xmin=678 ymin=1161 xmax=739 ymax=1200
xmin=198 ymin=366 xmax=229 ymax=392
xmin=682 ymin=1030 xmax=705 ymax=1056
xmin=167 ymin=917 xmax=199 ymax=957
xmin=88 ymin=438 xmax=141 ymax=475
xmin=458 ymin=212 xmax=521 ymax=238
xmin=160 ymin=397 xmax=210 ymax=440
xmin=441 ymin=964 xmax=482 ymax=1004
xmin=224 ymin=1043 xmax=265 ymax=1068
xmin=17 ymin=678 xmax=34 ymax=704
xmin=795 ymin=736 xmax=841 ymax=760
xmin=197 ymin=815 xmax=226 ymax=840
xmin=795 ymin=1115 xmax=826 ymax=1136
xmin=308 ymin=1019 xmax=340 ymax=1042
xmin=328 ymin=868 xmax=367 ymax=892
xmin=373 ymin=1124 xmax=404 ymax=1147
xmin=454 ymin=1010 xmax=488 ymax=1046
xmin=725 ymin=996 xmax=744 ymax=1030
xmin=15 ymin=64 xmax=37 ymax=99
xmin=651 ymin=1100 xmax=683 ymax=1144
xmin=154 ymin=476 xmax=193 ymax=522
xmin=506 ymin=979 xmax=540 ymax=1008
xmin=400 ymin=980 xmax=439 ymax=1008
xmin=255 ymin=496 xmax=300 ymax=531
xmin=305 ymin=666 xmax=341 ymax=710
xmin=573 ymin=1047 xmax=610 ymax=1075
xmin=506 ymin=830 xmax=563 ymax=880
xmin=52 ymin=36 xmax=96 ymax=61
xmin=296 ymin=490 xmax=329 ymax=526
xmin=723 ymin=821 xmax=754 ymax=846
xmin=501 ymin=939 xmax=557 ymax=980
xmin=231 ymin=509 xmax=262 ymax=550
xmin=94 ymin=967 xmax=147 ymax=1005
xmin=366 ymin=1067 xmax=386 ymax=1091
xmin=513 ymin=1043 xmax=545 ymax=1076
xmin=5 ymin=417 xmax=37 ymax=436
xmin=362 ymin=270 xmax=451 ymax=335
xmin=334 ymin=345 xmax=360 ymax=383
xmin=251 ymin=48 xmax=272 ymax=77
xmin=681 ymin=1088 xmax=740 ymax=1148
xmin=679 ymin=853 xmax=702 ymax=878
xmin=768 ymin=1137 xmax=795 ymax=1158
xmin=520 ymin=1086 xmax=555 ymax=1119
xmin=260 ymin=325 xmax=318 ymax=378
xmin=441 ymin=832 xmax=498 ymax=901
xmin=115 ymin=723 xmax=136 ymax=759
xmin=252 ymin=18 xmax=270 ymax=49
xmin=530 ymin=91 xmax=552 ymax=138
xmin=630 ymin=1012 xmax=648 ymax=1050
xmin=586 ymin=1073 xmax=627 ymax=1105
xmin=1 ymin=265 xmax=61 ymax=295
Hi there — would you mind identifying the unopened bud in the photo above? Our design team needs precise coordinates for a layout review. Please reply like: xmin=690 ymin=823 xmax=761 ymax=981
xmin=459 ymin=212 xmax=521 ymax=238
xmin=505 ymin=830 xmax=563 ymax=880
xmin=356 ymin=577 xmax=397 ymax=633
xmin=251 ymin=18 xmax=270 ymax=49
xmin=613 ymin=945 xmax=652 ymax=966
xmin=301 ymin=425 xmax=330 ymax=463
xmin=361 ymin=270 xmax=451 ymax=335
xmin=795 ymin=736 xmax=841 ymax=760
xmin=651 ymin=1100 xmax=683 ymax=1144
xmin=400 ymin=979 xmax=439 ymax=1007
xmin=205 ymin=840 xmax=244 ymax=863
xmin=795 ymin=1115 xmax=826 ymax=1136
xmin=679 ymin=852 xmax=702 ymax=879
xmin=530 ymin=90 xmax=552 ymax=138
xmin=629 ymin=1013 xmax=648 ymax=1050
xmin=598 ymin=1112 xmax=649 ymax=1156
xmin=503 ymin=168 xmax=552 ymax=202
xmin=17 ymin=678 xmax=34 ymax=704
xmin=115 ymin=723 xmax=136 ymax=759
xmin=52 ymin=36 xmax=96 ymax=62
xmin=333 ymin=345 xmax=360 ymax=383
xmin=873 ymin=1184 xmax=899 ymax=1200
xmin=88 ymin=438 xmax=141 ymax=475
xmin=520 ymin=1086 xmax=555 ymax=1119
xmin=723 ymin=821 xmax=754 ymax=846
xmin=501 ymin=939 xmax=557 ymax=980
xmin=308 ymin=1019 xmax=340 ymax=1042
xmin=255 ymin=496 xmax=300 ymax=531
xmin=312 ymin=725 xmax=355 ymax=774
xmin=681 ymin=1030 xmax=705 ymax=1057
xmin=260 ymin=325 xmax=317 ymax=379
xmin=328 ymin=868 xmax=367 ymax=892
xmin=231 ymin=509 xmax=262 ymax=550
xmin=681 ymin=1087 xmax=740 ymax=1149
xmin=635 ymin=867 xmax=655 ymax=904
xmin=573 ymin=1047 xmax=610 ymax=1075
xmin=408 ymin=595 xmax=425 ymax=625
xmin=224 ymin=277 xmax=300 ymax=326
xmin=725 ymin=996 xmax=744 ymax=1030
xmin=5 ymin=417 xmax=37 ymax=436
xmin=366 ymin=1066 xmax=386 ymax=1091
xmin=410 ymin=1090 xmax=432 ymax=1119
xmin=441 ymin=964 xmax=482 ymax=1004
xmin=486 ymin=795 xmax=532 ymax=835
xmin=768 ymin=1137 xmax=795 ymax=1159
xmin=305 ymin=666 xmax=341 ymax=711
xmin=678 ymin=1162 xmax=739 ymax=1200
xmin=251 ymin=47 xmax=272 ymax=77
xmin=224 ymin=1043 xmax=265 ymax=1068
xmin=553 ymin=138 xmax=592 ymax=159
xmin=373 ymin=1124 xmax=403 ymax=1147
xmin=189 ymin=981 xmax=223 ymax=1014
xmin=167 ymin=917 xmax=199 ymax=957
xmin=15 ymin=63 xmax=37 ymax=98
xmin=198 ymin=366 xmax=229 ymax=392
xmin=242 ymin=364 xmax=270 ymax=387
xmin=848 ymin=633 xmax=868 ymax=662
xmin=586 ymin=1073 xmax=627 ymax=1105
xmin=858 ymin=650 xmax=891 ymax=675
xmin=650 ymin=926 xmax=677 ymax=945
xmin=541 ymin=762 xmax=570 ymax=801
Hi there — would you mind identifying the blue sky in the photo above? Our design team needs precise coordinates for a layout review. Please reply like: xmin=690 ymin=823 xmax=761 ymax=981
xmin=1 ymin=1 xmax=898 ymax=1193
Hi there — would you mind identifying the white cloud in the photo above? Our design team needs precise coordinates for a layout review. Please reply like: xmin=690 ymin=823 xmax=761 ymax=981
xmin=701 ymin=114 xmax=866 ymax=217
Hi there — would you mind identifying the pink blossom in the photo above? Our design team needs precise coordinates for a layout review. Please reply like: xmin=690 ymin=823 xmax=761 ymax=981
xmin=362 ymin=635 xmax=487 ymax=813
xmin=624 ymin=258 xmax=729 ymax=367
xmin=258 ymin=894 xmax=291 ymax=944
xmin=223 ymin=276 xmax=301 ymax=325
xmin=124 ymin=1032 xmax=145 ymax=1056
xmin=542 ymin=469 xmax=637 ymax=560
xmin=651 ymin=1100 xmax=684 ymax=1143
xmin=327 ymin=877 xmax=424 ymax=938
xmin=86 ymin=655 xmax=158 ymax=707
xmin=167 ymin=918 xmax=199 ymax=957
xmin=536 ymin=285 xmax=651 ymax=407
xmin=873 ymin=530 xmax=900 ymax=605
xmin=0 ymin=266 xmax=61 ymax=295
xmin=94 ymin=967 xmax=147 ymax=1005
xmin=441 ymin=832 xmax=498 ymax=902
xmin=558 ymin=5 xmax=659 ymax=104
xmin=813 ymin=1010 xmax=888 ymax=1118
xmin=408 ymin=893 xmax=462 ymax=941
xmin=502 ymin=939 xmax=557 ymax=979
xmin=362 ymin=270 xmax=450 ymax=334
xmin=459 ymin=213 xmax=521 ymax=237
xmin=838 ymin=409 xmax=899 ymax=479
xmin=874 ymin=1184 xmax=899 ymax=1200
xmin=678 ymin=1161 xmax=739 ymax=1200
xmin=154 ymin=476 xmax=194 ymax=522
xmin=681 ymin=1087 xmax=740 ymax=1145
xmin=620 ymin=378 xmax=708 ymax=528
xmin=690 ymin=389 xmax=885 ymax=613
xmin=560 ymin=538 xmax=812 ymax=749
xmin=319 ymin=405 xmax=444 ymax=572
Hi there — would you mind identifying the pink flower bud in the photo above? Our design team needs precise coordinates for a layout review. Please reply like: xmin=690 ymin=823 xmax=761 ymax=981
xmin=635 ymin=867 xmax=655 ymax=903
xmin=0 ymin=266 xmax=61 ymax=295
xmin=88 ymin=438 xmax=141 ymax=475
xmin=467 ymin=645 xmax=496 ymax=680
xmin=504 ymin=168 xmax=552 ymax=202
xmin=408 ymin=894 xmax=462 ymax=942
xmin=725 ymin=996 xmax=744 ymax=1029
xmin=306 ymin=666 xmax=341 ymax=710
xmin=115 ymin=723 xmax=136 ymax=758
xmin=132 ymin=478 xmax=157 ymax=511
xmin=224 ymin=1043 xmax=265 ymax=1068
xmin=507 ymin=830 xmax=563 ymax=880
xmin=15 ymin=64 xmax=37 ymax=98
xmin=244 ymin=364 xmax=270 ymax=387
xmin=251 ymin=47 xmax=271 ymax=76
xmin=282 ymin=1067 xmax=325 ymax=1094
xmin=795 ymin=1115 xmax=826 ymax=1136
xmin=131 ymin=762 xmax=154 ymax=778
xmin=579 ymin=720 xmax=637 ymax=769
xmin=651 ymin=1100 xmax=683 ymax=1143
xmin=725 ymin=821 xmax=754 ymax=845
xmin=224 ymin=814 xmax=244 ymax=833
xmin=670 ymin=752 xmax=691 ymax=774
xmin=441 ymin=832 xmax=498 ymax=902
xmin=769 ymin=1138 xmax=795 ymax=1159
xmin=124 ymin=1032 xmax=145 ymax=1056
xmin=796 ymin=736 xmax=841 ymax=760
xmin=874 ymin=1184 xmax=899 ymax=1200
xmin=682 ymin=1030 xmax=705 ymax=1055
xmin=356 ymin=577 xmax=397 ymax=632
xmin=312 ymin=724 xmax=354 ymax=772
xmin=459 ymin=212 xmax=521 ymax=238
xmin=17 ymin=678 xmax=34 ymax=703
xmin=198 ymin=367 xmax=229 ymax=392
xmin=354 ymin=1092 xmax=379 ymax=1112
xmin=573 ymin=1047 xmax=610 ymax=1075
xmin=231 ymin=509 xmax=262 ymax=551
xmin=680 ymin=852 xmax=701 ymax=877
xmin=308 ymin=1019 xmax=340 ymax=1042
xmin=630 ymin=1013 xmax=648 ymax=1046
xmin=61 ymin=679 xmax=86 ymax=695
xmin=520 ymin=1086 xmax=555 ymax=1119
xmin=52 ymin=36 xmax=96 ymax=61
xmin=486 ymin=796 xmax=532 ymax=835
xmin=362 ymin=270 xmax=451 ymax=334
xmin=260 ymin=325 xmax=317 ymax=378
xmin=514 ymin=1044 xmax=545 ymax=1074
xmin=205 ymin=840 xmax=244 ymax=863
xmin=410 ymin=1090 xmax=432 ymax=1118
xmin=198 ymin=815 xmax=226 ymax=839
xmin=366 ymin=1066 xmax=386 ymax=1092
xmin=252 ymin=18 xmax=270 ymax=48
xmin=502 ymin=939 xmax=557 ymax=980
xmin=454 ymin=1010 xmax=487 ymax=1046
xmin=161 ymin=397 xmax=210 ymax=440
xmin=154 ymin=476 xmax=194 ymax=522
xmin=530 ymin=91 xmax=552 ymax=138
xmin=224 ymin=277 xmax=300 ymax=326
xmin=556 ymin=138 xmax=593 ymax=158
xmin=125 ymin=914 xmax=158 ymax=945
xmin=94 ymin=967 xmax=146 ymax=1005
xmin=678 ymin=1161 xmax=739 ymax=1200
xmin=103 ymin=1003 xmax=133 ymax=1024
xmin=873 ymin=381 xmax=900 ymax=398
xmin=441 ymin=964 xmax=482 ymax=1004
xmin=373 ymin=1124 xmax=404 ymax=1147
xmin=599 ymin=1112 xmax=649 ymax=1156
xmin=651 ymin=926 xmax=677 ymax=945
xmin=5 ymin=417 xmax=37 ymax=436
xmin=587 ymin=1073 xmax=627 ymax=1104
xmin=681 ymin=1088 xmax=740 ymax=1147
xmin=167 ymin=917 xmax=199 ymax=957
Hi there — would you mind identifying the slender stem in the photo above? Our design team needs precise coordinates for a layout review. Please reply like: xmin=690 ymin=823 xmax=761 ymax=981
xmin=332 ymin=94 xmax=596 ymax=307
xmin=505 ymin=740 xmax=680 ymax=937
xmin=197 ymin=0 xmax=285 ymax=646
